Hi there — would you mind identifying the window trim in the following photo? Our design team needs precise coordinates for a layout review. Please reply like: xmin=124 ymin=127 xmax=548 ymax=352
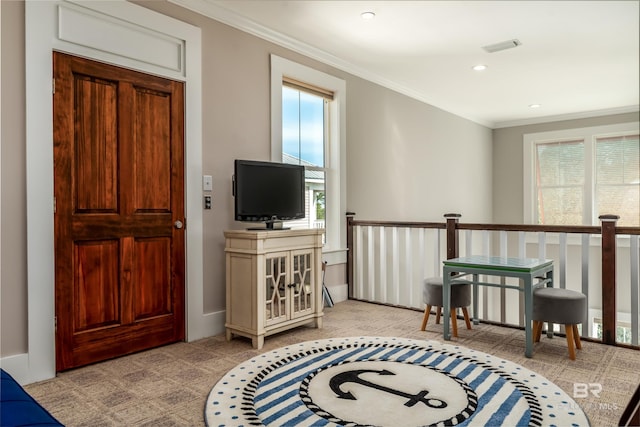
xmin=270 ymin=54 xmax=347 ymax=264
xmin=523 ymin=122 xmax=639 ymax=225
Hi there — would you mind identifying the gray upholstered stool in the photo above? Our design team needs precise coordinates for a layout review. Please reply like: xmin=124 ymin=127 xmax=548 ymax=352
xmin=420 ymin=277 xmax=472 ymax=337
xmin=532 ymin=287 xmax=587 ymax=360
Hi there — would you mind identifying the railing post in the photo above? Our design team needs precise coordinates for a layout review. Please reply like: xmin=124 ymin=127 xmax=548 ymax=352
xmin=346 ymin=212 xmax=356 ymax=299
xmin=444 ymin=213 xmax=461 ymax=260
xmin=600 ymin=214 xmax=619 ymax=345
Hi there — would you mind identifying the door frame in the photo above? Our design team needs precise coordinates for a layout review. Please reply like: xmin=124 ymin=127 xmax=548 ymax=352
xmin=22 ymin=0 xmax=214 ymax=383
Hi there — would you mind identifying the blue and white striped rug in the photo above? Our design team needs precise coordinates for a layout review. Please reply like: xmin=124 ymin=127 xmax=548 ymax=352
xmin=205 ymin=336 xmax=588 ymax=427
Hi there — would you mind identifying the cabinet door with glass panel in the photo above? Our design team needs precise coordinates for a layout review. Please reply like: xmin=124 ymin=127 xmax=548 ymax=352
xmin=290 ymin=249 xmax=315 ymax=319
xmin=264 ymin=252 xmax=288 ymax=327
xmin=264 ymin=249 xmax=315 ymax=327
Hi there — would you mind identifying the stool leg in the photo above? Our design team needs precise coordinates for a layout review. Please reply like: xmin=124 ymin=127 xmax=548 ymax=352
xmin=565 ymin=324 xmax=576 ymax=360
xmin=436 ymin=307 xmax=441 ymax=324
xmin=462 ymin=307 xmax=472 ymax=330
xmin=421 ymin=305 xmax=432 ymax=331
xmin=533 ymin=320 xmax=543 ymax=343
xmin=451 ymin=308 xmax=459 ymax=338
xmin=573 ymin=324 xmax=582 ymax=350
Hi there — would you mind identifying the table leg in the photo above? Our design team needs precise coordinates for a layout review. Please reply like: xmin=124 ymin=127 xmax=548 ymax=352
xmin=524 ymin=276 xmax=533 ymax=358
xmin=443 ymin=269 xmax=451 ymax=340
xmin=472 ymin=273 xmax=479 ymax=325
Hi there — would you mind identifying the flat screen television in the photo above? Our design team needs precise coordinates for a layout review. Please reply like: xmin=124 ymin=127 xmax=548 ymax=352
xmin=233 ymin=159 xmax=305 ymax=229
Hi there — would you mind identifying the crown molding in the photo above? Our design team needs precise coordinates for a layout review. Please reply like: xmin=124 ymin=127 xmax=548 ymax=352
xmin=493 ymin=105 xmax=640 ymax=129
xmin=168 ymin=0 xmax=637 ymax=130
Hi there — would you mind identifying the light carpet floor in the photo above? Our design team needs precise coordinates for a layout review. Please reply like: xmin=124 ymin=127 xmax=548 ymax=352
xmin=24 ymin=300 xmax=640 ymax=426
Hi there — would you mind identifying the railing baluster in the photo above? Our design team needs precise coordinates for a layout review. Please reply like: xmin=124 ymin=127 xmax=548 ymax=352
xmin=559 ymin=233 xmax=567 ymax=289
xmin=518 ymin=232 xmax=526 ymax=327
xmin=482 ymin=230 xmax=490 ymax=320
xmin=405 ymin=228 xmax=412 ymax=307
xmin=434 ymin=229 xmax=441 ymax=276
xmin=482 ymin=230 xmax=490 ymax=255
xmin=419 ymin=228 xmax=425 ymax=279
xmin=581 ymin=233 xmax=590 ymax=337
xmin=518 ymin=231 xmax=525 ymax=258
xmin=631 ymin=235 xmax=639 ymax=346
xmin=379 ymin=226 xmax=387 ymax=304
xmin=391 ymin=227 xmax=400 ymax=305
xmin=538 ymin=232 xmax=546 ymax=259
xmin=366 ymin=226 xmax=374 ymax=301
xmin=465 ymin=229 xmax=473 ymax=256
xmin=499 ymin=230 xmax=507 ymax=256
xmin=499 ymin=230 xmax=507 ymax=324
xmin=356 ymin=225 xmax=364 ymax=299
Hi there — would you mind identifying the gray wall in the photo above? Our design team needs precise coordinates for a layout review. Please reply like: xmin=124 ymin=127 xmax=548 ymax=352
xmin=493 ymin=112 xmax=640 ymax=224
xmin=1 ymin=0 xmax=28 ymax=357
xmin=347 ymin=78 xmax=493 ymax=223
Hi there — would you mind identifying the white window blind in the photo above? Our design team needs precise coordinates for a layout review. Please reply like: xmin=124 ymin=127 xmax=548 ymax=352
xmin=596 ymin=134 xmax=640 ymax=227
xmin=535 ymin=139 xmax=585 ymax=225
xmin=524 ymin=123 xmax=639 ymax=226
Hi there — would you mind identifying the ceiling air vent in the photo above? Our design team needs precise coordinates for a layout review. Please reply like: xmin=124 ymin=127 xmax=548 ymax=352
xmin=482 ymin=39 xmax=522 ymax=53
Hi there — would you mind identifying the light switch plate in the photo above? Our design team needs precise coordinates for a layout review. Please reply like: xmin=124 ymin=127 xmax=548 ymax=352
xmin=203 ymin=175 xmax=213 ymax=191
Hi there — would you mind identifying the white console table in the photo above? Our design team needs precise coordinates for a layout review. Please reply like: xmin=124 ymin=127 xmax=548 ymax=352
xmin=224 ymin=228 xmax=324 ymax=349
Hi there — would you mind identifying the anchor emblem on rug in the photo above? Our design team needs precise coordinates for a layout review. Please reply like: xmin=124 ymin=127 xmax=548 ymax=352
xmin=329 ymin=369 xmax=448 ymax=409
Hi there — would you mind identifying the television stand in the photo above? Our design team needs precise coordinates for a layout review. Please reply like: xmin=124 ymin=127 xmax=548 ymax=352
xmin=247 ymin=221 xmax=289 ymax=230
xmin=224 ymin=228 xmax=324 ymax=348
xmin=246 ymin=227 xmax=291 ymax=231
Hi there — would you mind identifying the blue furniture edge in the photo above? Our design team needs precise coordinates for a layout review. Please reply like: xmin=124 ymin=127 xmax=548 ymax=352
xmin=1 ymin=368 xmax=63 ymax=427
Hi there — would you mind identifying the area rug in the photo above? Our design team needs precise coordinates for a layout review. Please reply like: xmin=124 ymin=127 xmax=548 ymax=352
xmin=205 ymin=336 xmax=589 ymax=426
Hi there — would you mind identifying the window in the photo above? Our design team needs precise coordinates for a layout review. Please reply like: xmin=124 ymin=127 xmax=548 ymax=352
xmin=281 ymin=81 xmax=329 ymax=232
xmin=270 ymin=55 xmax=347 ymax=263
xmin=524 ymin=123 xmax=639 ymax=226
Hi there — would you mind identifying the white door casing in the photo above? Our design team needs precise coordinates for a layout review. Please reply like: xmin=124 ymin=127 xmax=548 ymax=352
xmin=18 ymin=0 xmax=218 ymax=384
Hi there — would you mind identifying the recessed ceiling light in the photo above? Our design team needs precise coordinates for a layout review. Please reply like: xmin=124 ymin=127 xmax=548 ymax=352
xmin=472 ymin=64 xmax=487 ymax=71
xmin=361 ymin=11 xmax=376 ymax=20
xmin=529 ymin=104 xmax=541 ymax=108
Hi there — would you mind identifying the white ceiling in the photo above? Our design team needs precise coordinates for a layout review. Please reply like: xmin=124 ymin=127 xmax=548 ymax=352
xmin=175 ymin=0 xmax=639 ymax=128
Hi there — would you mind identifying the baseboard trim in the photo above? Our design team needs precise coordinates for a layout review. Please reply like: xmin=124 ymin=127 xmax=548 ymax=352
xmin=187 ymin=309 xmax=226 ymax=342
xmin=326 ymin=283 xmax=348 ymax=303
xmin=0 ymin=353 xmax=30 ymax=385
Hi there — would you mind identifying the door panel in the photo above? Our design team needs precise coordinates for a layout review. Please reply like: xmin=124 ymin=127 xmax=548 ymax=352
xmin=74 ymin=75 xmax=119 ymax=213
xmin=54 ymin=52 xmax=185 ymax=371
xmin=133 ymin=88 xmax=171 ymax=212
xmin=74 ymin=240 xmax=120 ymax=331
xmin=133 ymin=237 xmax=172 ymax=320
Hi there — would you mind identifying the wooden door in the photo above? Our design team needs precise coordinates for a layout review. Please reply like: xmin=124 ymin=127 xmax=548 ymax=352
xmin=53 ymin=52 xmax=185 ymax=371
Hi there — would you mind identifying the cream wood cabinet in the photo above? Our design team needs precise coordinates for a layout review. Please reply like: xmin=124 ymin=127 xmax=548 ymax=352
xmin=224 ymin=228 xmax=324 ymax=349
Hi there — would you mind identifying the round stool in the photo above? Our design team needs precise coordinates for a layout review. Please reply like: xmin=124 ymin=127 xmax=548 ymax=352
xmin=420 ymin=277 xmax=472 ymax=337
xmin=532 ymin=287 xmax=587 ymax=360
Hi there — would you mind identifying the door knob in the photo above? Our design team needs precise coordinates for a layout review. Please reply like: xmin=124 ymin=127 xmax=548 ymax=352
xmin=174 ymin=220 xmax=184 ymax=229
